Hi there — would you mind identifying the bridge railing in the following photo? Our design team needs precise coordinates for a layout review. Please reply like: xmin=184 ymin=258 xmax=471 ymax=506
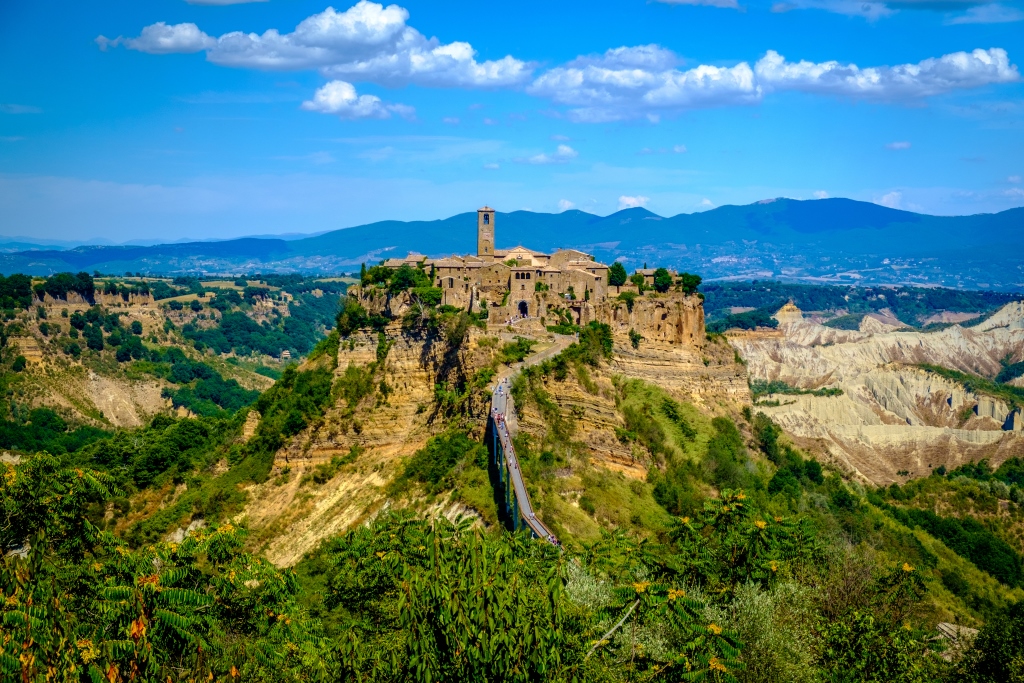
xmin=491 ymin=402 xmax=560 ymax=547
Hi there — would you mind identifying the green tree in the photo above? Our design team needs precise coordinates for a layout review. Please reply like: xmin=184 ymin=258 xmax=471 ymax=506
xmin=654 ymin=268 xmax=673 ymax=293
xmin=678 ymin=272 xmax=703 ymax=294
xmin=609 ymin=262 xmax=628 ymax=286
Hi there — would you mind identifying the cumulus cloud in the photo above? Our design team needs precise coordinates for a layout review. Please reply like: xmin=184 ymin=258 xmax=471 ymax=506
xmin=1009 ymin=175 xmax=1021 ymax=183
xmin=619 ymin=195 xmax=650 ymax=209
xmin=528 ymin=45 xmax=1018 ymax=122
xmin=755 ymin=48 xmax=1018 ymax=100
xmin=528 ymin=45 xmax=759 ymax=122
xmin=673 ymin=144 xmax=687 ymax=153
xmin=301 ymin=80 xmax=414 ymax=120
xmin=878 ymin=191 xmax=903 ymax=209
xmin=813 ymin=190 xmax=829 ymax=199
xmin=113 ymin=22 xmax=216 ymax=54
xmin=946 ymin=4 xmax=1024 ymax=24
xmin=442 ymin=116 xmax=460 ymax=124
xmin=558 ymin=199 xmax=575 ymax=211
xmin=483 ymin=163 xmax=500 ymax=170
xmin=699 ymin=198 xmax=715 ymax=208
xmin=520 ymin=144 xmax=578 ymax=165
xmin=886 ymin=141 xmax=911 ymax=150
xmin=111 ymin=2 xmax=531 ymax=88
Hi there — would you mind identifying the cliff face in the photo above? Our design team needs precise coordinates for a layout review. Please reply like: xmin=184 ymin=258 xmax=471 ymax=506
xmin=732 ymin=302 xmax=1024 ymax=485
xmin=244 ymin=323 xmax=503 ymax=566
xmin=590 ymin=294 xmax=705 ymax=346
xmin=242 ymin=291 xmax=731 ymax=565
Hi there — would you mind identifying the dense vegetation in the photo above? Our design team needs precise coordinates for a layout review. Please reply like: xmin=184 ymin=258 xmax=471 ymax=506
xmin=3 ymin=269 xmax=1024 ymax=681
xmin=700 ymin=281 xmax=1021 ymax=328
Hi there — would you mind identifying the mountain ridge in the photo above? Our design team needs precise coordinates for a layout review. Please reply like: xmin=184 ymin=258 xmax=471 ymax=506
xmin=2 ymin=198 xmax=1022 ymax=288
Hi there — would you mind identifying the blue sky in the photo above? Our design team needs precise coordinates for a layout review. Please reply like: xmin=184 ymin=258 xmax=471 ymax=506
xmin=1 ymin=0 xmax=1022 ymax=242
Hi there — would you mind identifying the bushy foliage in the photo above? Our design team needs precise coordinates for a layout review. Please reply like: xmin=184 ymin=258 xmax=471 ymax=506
xmin=882 ymin=504 xmax=1024 ymax=587
xmin=34 ymin=271 xmax=94 ymax=303
xmin=750 ymin=379 xmax=843 ymax=399
xmin=397 ymin=431 xmax=486 ymax=494
xmin=608 ymin=262 xmax=628 ymax=287
xmin=653 ymin=267 xmax=673 ymax=293
xmin=0 ymin=273 xmax=33 ymax=310
xmin=706 ymin=308 xmax=779 ymax=333
xmin=0 ymin=407 xmax=106 ymax=455
xmin=1 ymin=457 xmax=335 ymax=682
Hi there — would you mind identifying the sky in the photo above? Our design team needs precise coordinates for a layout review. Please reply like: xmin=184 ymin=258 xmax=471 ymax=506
xmin=1 ymin=0 xmax=1023 ymax=243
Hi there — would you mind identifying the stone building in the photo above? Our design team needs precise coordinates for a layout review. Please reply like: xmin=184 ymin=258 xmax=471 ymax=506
xmin=384 ymin=206 xmax=611 ymax=319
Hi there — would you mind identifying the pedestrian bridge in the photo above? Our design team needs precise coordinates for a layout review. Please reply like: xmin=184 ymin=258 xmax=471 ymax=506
xmin=490 ymin=380 xmax=560 ymax=547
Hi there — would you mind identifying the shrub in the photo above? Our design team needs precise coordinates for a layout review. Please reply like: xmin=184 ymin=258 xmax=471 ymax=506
xmin=608 ymin=262 xmax=628 ymax=287
xmin=653 ymin=267 xmax=672 ymax=293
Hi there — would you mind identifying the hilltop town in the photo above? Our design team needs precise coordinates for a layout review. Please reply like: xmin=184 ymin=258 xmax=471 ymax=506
xmin=355 ymin=206 xmax=706 ymax=345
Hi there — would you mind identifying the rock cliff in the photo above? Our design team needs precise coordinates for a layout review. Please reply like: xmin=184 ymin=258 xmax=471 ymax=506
xmin=733 ymin=302 xmax=1024 ymax=484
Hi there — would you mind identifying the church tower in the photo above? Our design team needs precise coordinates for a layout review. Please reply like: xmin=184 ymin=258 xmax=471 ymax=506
xmin=477 ymin=206 xmax=495 ymax=260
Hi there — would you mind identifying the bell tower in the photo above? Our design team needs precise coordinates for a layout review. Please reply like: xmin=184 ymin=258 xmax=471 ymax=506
xmin=477 ymin=206 xmax=495 ymax=260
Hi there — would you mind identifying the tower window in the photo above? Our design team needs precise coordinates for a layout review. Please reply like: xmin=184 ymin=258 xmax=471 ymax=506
xmin=483 ymin=214 xmax=490 ymax=225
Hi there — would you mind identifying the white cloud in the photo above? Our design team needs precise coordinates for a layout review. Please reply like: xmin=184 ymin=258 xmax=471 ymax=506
xmin=654 ymin=0 xmax=740 ymax=8
xmin=186 ymin=0 xmax=268 ymax=5
xmin=878 ymin=191 xmax=903 ymax=209
xmin=520 ymin=144 xmax=578 ymax=165
xmin=0 ymin=104 xmax=42 ymax=114
xmin=528 ymin=45 xmax=758 ymax=122
xmin=112 ymin=2 xmax=531 ymax=88
xmin=551 ymin=134 xmax=570 ymax=141
xmin=699 ymin=198 xmax=715 ymax=208
xmin=301 ymin=80 xmax=414 ymax=120
xmin=755 ymin=48 xmax=1018 ymax=100
xmin=618 ymin=195 xmax=650 ymax=209
xmin=947 ymin=4 xmax=1024 ymax=23
xmin=1009 ymin=175 xmax=1022 ymax=183
xmin=119 ymin=22 xmax=215 ymax=54
xmin=886 ymin=141 xmax=911 ymax=150
xmin=442 ymin=117 xmax=460 ymax=124
xmin=1 ymin=136 xmax=24 ymax=142
xmin=483 ymin=117 xmax=498 ymax=125
xmin=813 ymin=190 xmax=829 ymax=198
xmin=483 ymin=163 xmax=500 ymax=170
xmin=673 ymin=144 xmax=688 ymax=153
xmin=558 ymin=199 xmax=575 ymax=211
xmin=529 ymin=46 xmax=1018 ymax=122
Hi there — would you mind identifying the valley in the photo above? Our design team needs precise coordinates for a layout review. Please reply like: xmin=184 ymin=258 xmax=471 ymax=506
xmin=6 ymin=264 xmax=1024 ymax=682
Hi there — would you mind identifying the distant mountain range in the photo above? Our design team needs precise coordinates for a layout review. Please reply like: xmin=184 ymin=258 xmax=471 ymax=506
xmin=2 ymin=198 xmax=1022 ymax=290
